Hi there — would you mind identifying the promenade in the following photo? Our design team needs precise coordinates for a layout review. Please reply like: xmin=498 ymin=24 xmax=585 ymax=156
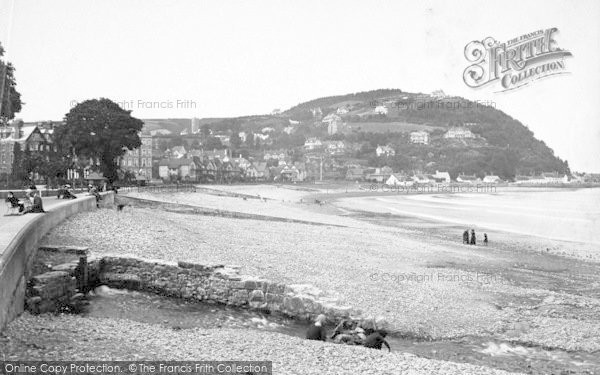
xmin=0 ymin=195 xmax=84 ymax=255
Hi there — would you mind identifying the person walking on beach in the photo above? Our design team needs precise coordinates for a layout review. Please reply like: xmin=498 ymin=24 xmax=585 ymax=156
xmin=470 ymin=229 xmax=476 ymax=245
xmin=483 ymin=233 xmax=488 ymax=246
xmin=463 ymin=230 xmax=469 ymax=244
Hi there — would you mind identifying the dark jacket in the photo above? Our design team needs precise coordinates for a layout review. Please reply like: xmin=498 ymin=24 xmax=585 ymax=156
xmin=364 ymin=332 xmax=391 ymax=351
xmin=306 ymin=324 xmax=327 ymax=341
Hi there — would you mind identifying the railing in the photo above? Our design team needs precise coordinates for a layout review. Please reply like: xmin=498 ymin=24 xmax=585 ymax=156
xmin=119 ymin=183 xmax=197 ymax=194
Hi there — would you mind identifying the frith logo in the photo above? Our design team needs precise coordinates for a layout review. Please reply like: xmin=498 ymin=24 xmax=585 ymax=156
xmin=463 ymin=28 xmax=572 ymax=92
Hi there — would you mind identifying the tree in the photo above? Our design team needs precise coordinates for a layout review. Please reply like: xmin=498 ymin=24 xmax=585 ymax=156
xmin=60 ymin=98 xmax=143 ymax=183
xmin=10 ymin=142 xmax=26 ymax=183
xmin=201 ymin=124 xmax=211 ymax=140
xmin=229 ymin=131 xmax=241 ymax=150
xmin=204 ymin=136 xmax=223 ymax=150
xmin=0 ymin=43 xmax=23 ymax=124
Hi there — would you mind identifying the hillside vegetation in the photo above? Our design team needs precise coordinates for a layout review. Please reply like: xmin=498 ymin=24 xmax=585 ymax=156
xmin=143 ymin=89 xmax=570 ymax=179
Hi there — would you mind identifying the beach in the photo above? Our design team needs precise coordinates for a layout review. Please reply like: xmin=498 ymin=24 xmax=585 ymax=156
xmin=3 ymin=184 xmax=599 ymax=373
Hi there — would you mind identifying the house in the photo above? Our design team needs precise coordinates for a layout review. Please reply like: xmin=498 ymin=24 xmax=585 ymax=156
xmin=158 ymin=158 xmax=197 ymax=180
xmin=412 ymin=174 xmax=430 ymax=185
xmin=444 ymin=127 xmax=475 ymax=139
xmin=432 ymin=170 xmax=451 ymax=183
xmin=232 ymin=155 xmax=251 ymax=170
xmin=324 ymin=141 xmax=345 ymax=155
xmin=262 ymin=127 xmax=275 ymax=134
xmin=311 ymin=107 xmax=323 ymax=118
xmin=374 ymin=105 xmax=388 ymax=115
xmin=542 ymin=172 xmax=569 ymax=184
xmin=431 ymin=90 xmax=447 ymax=99
xmin=386 ymin=174 xmax=413 ymax=186
xmin=322 ymin=113 xmax=342 ymax=124
xmin=283 ymin=126 xmax=295 ymax=135
xmin=410 ymin=131 xmax=429 ymax=145
xmin=180 ymin=128 xmax=189 ymax=136
xmin=336 ymin=107 xmax=349 ymax=115
xmin=253 ymin=133 xmax=270 ymax=141
xmin=255 ymin=162 xmax=270 ymax=180
xmin=483 ymin=175 xmax=501 ymax=183
xmin=367 ymin=167 xmax=393 ymax=183
xmin=289 ymin=119 xmax=300 ymax=125
xmin=346 ymin=167 xmax=365 ymax=181
xmin=171 ymin=145 xmax=187 ymax=159
xmin=120 ymin=132 xmax=153 ymax=180
xmin=376 ymin=145 xmax=396 ymax=157
xmin=456 ymin=174 xmax=478 ymax=183
xmin=149 ymin=129 xmax=172 ymax=136
xmin=0 ymin=120 xmax=55 ymax=177
xmin=304 ymin=138 xmax=323 ymax=151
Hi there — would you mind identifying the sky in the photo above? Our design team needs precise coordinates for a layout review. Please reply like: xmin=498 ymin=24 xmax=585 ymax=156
xmin=0 ymin=0 xmax=599 ymax=172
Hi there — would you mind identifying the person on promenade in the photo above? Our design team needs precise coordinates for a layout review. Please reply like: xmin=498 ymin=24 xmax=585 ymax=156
xmin=470 ymin=229 xmax=476 ymax=245
xmin=306 ymin=314 xmax=328 ymax=341
xmin=89 ymin=186 xmax=102 ymax=208
xmin=483 ymin=233 xmax=488 ymax=246
xmin=363 ymin=330 xmax=391 ymax=352
xmin=5 ymin=192 xmax=25 ymax=214
xmin=463 ymin=230 xmax=469 ymax=244
xmin=30 ymin=191 xmax=46 ymax=213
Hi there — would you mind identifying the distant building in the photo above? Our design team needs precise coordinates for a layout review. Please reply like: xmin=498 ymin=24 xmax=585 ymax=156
xmin=456 ymin=174 xmax=478 ymax=183
xmin=150 ymin=129 xmax=172 ymax=136
xmin=431 ymin=90 xmax=447 ymax=99
xmin=336 ymin=107 xmax=349 ymax=115
xmin=120 ymin=132 xmax=154 ymax=180
xmin=410 ymin=131 xmax=429 ymax=145
xmin=483 ymin=175 xmax=501 ymax=183
xmin=304 ymin=138 xmax=322 ymax=151
xmin=432 ymin=170 xmax=451 ymax=183
xmin=158 ymin=158 xmax=196 ymax=180
xmin=444 ymin=127 xmax=475 ymax=139
xmin=0 ymin=120 xmax=55 ymax=177
xmin=376 ymin=145 xmax=396 ymax=157
xmin=283 ymin=126 xmax=295 ymax=135
xmin=386 ymin=174 xmax=413 ymax=186
xmin=171 ymin=145 xmax=187 ymax=159
xmin=374 ymin=105 xmax=388 ymax=115
xmin=191 ymin=117 xmax=200 ymax=134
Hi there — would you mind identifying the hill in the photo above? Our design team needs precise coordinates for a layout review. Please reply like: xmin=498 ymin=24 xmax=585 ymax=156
xmin=141 ymin=89 xmax=569 ymax=179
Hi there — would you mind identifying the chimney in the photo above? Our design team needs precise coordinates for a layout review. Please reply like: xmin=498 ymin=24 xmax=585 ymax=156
xmin=11 ymin=119 xmax=23 ymax=139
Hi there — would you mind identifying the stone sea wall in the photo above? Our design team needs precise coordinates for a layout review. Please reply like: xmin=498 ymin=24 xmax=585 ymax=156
xmin=99 ymin=256 xmax=359 ymax=322
xmin=26 ymin=247 xmax=362 ymax=324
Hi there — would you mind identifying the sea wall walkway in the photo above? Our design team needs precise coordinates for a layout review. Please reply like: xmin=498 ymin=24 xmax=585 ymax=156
xmin=0 ymin=192 xmax=114 ymax=331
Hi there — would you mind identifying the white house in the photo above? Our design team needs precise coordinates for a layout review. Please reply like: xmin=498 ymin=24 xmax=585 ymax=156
xmin=444 ymin=127 xmax=475 ymax=139
xmin=336 ymin=107 xmax=349 ymax=115
xmin=483 ymin=175 xmax=501 ymax=183
xmin=412 ymin=174 xmax=430 ymax=184
xmin=432 ymin=170 xmax=451 ymax=183
xmin=431 ymin=90 xmax=447 ymax=99
xmin=410 ymin=131 xmax=429 ymax=145
xmin=374 ymin=105 xmax=388 ymax=115
xmin=304 ymin=138 xmax=323 ymax=150
xmin=376 ymin=145 xmax=396 ymax=157
xmin=456 ymin=174 xmax=479 ymax=183
xmin=386 ymin=174 xmax=413 ymax=187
